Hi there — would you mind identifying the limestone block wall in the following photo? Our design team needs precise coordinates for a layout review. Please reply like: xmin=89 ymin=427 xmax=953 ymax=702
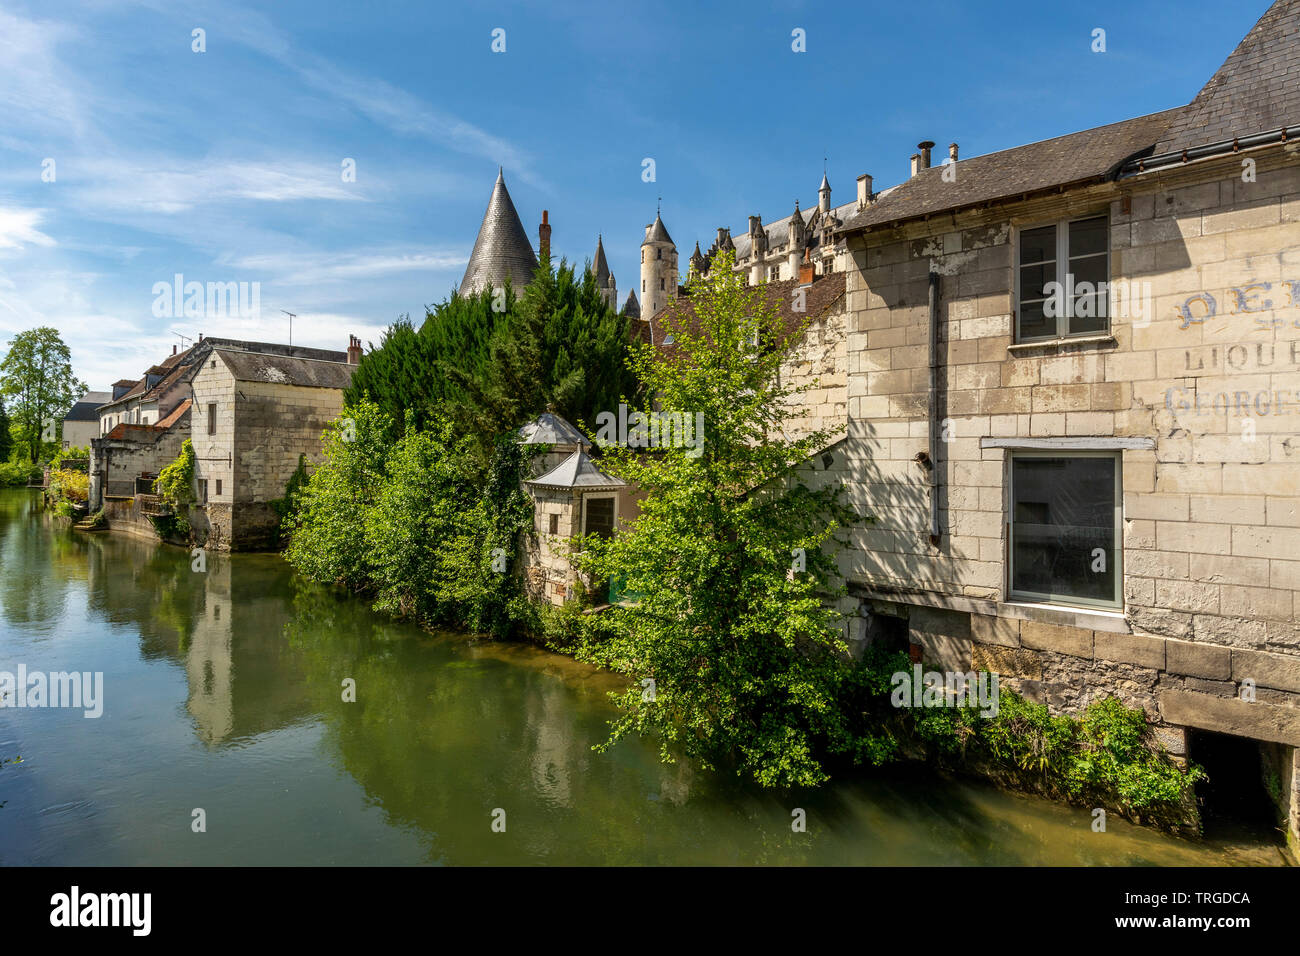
xmin=838 ymin=148 xmax=1300 ymax=771
xmin=231 ymin=379 xmax=343 ymax=504
xmin=777 ymin=302 xmax=849 ymax=444
xmin=521 ymin=488 xmax=582 ymax=605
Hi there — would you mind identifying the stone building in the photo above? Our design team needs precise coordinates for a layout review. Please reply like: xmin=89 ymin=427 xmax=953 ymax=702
xmin=517 ymin=411 xmax=641 ymax=606
xmin=89 ymin=336 xmax=361 ymax=551
xmin=61 ymin=390 xmax=110 ymax=449
xmin=188 ymin=340 xmax=359 ymax=550
xmin=825 ymin=0 xmax=1300 ymax=847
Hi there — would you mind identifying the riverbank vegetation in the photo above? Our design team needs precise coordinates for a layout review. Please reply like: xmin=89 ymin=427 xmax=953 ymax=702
xmin=284 ymin=252 xmax=1203 ymax=827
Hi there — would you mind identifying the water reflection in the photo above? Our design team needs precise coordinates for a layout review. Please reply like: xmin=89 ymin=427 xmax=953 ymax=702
xmin=0 ymin=489 xmax=1287 ymax=866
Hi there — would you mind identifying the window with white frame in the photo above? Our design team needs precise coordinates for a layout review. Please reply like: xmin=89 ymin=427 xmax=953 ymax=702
xmin=1007 ymin=452 xmax=1121 ymax=608
xmin=1016 ymin=215 xmax=1109 ymax=341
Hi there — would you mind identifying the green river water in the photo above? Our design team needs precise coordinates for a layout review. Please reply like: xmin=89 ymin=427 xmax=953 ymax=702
xmin=0 ymin=489 xmax=1287 ymax=865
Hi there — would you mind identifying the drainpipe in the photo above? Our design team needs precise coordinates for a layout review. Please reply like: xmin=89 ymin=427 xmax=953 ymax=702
xmin=927 ymin=270 xmax=941 ymax=546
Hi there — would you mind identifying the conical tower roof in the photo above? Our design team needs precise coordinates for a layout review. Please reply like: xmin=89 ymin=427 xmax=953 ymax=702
xmin=592 ymin=235 xmax=611 ymax=284
xmin=642 ymin=211 xmax=673 ymax=246
xmin=459 ymin=168 xmax=539 ymax=296
xmin=819 ymin=171 xmax=831 ymax=192
xmin=622 ymin=289 xmax=641 ymax=318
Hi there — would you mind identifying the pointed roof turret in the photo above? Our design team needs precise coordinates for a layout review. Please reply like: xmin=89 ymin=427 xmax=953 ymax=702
xmin=459 ymin=168 xmax=539 ymax=297
xmin=592 ymin=235 xmax=611 ymax=284
xmin=525 ymin=449 xmax=625 ymax=490
xmin=622 ymin=289 xmax=641 ymax=318
xmin=689 ymin=240 xmax=706 ymax=272
xmin=642 ymin=210 xmax=673 ymax=246
xmin=819 ymin=171 xmax=831 ymax=193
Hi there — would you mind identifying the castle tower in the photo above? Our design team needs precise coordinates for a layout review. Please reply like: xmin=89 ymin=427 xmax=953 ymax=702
xmin=787 ymin=200 xmax=806 ymax=278
xmin=639 ymin=210 xmax=677 ymax=319
xmin=459 ymin=168 xmax=539 ymax=298
xmin=818 ymin=171 xmax=831 ymax=215
xmin=591 ymin=235 xmax=618 ymax=311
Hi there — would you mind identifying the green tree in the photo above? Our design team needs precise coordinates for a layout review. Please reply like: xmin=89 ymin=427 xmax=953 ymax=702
xmin=572 ymin=249 xmax=866 ymax=788
xmin=0 ymin=398 xmax=13 ymax=462
xmin=0 ymin=328 xmax=87 ymax=463
xmin=345 ymin=287 xmax=514 ymax=435
xmin=284 ymin=399 xmax=393 ymax=591
xmin=449 ymin=255 xmax=639 ymax=450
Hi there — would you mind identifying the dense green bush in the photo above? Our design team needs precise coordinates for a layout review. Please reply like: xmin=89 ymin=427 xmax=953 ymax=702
xmin=284 ymin=401 xmax=532 ymax=638
xmin=0 ymin=461 xmax=41 ymax=486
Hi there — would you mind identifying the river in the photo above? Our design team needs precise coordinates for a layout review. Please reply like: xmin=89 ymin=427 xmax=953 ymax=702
xmin=0 ymin=489 xmax=1287 ymax=865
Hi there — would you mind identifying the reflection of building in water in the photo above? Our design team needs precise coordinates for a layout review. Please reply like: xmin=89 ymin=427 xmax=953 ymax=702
xmin=186 ymin=558 xmax=233 ymax=746
xmin=527 ymin=681 xmax=577 ymax=807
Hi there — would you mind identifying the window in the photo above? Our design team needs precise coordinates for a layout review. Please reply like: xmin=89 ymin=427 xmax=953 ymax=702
xmin=769 ymin=266 xmax=779 ymax=281
xmin=1008 ymin=452 xmax=1121 ymax=608
xmin=548 ymin=513 xmax=558 ymax=535
xmin=207 ymin=403 xmax=216 ymax=435
xmin=582 ymin=495 xmax=616 ymax=540
xmin=215 ymin=479 xmax=222 ymax=497
xmin=199 ymin=479 xmax=209 ymax=503
xmin=657 ymin=248 xmax=662 ymax=260
xmin=641 ymin=250 xmax=645 ymax=263
xmin=1016 ymin=215 xmax=1109 ymax=341
xmin=659 ymin=278 xmax=665 ymax=290
xmin=642 ymin=280 xmax=645 ymax=292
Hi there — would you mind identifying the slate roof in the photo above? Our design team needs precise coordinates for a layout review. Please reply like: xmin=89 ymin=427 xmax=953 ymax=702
xmin=1151 ymin=0 xmax=1300 ymax=154
xmin=622 ymin=289 xmax=641 ymax=318
xmin=643 ymin=212 xmax=673 ymax=246
xmin=459 ymin=168 xmax=538 ymax=296
xmin=519 ymin=411 xmax=589 ymax=447
xmin=64 ymin=391 xmax=112 ymax=422
xmin=838 ymin=109 xmax=1180 ymax=235
xmin=215 ymin=349 xmax=356 ymax=389
xmin=525 ymin=449 xmax=624 ymax=490
xmin=592 ymin=236 xmax=611 ymax=283
xmin=731 ymin=200 xmax=859 ymax=259
xmin=99 ymin=346 xmax=199 ymax=409
xmin=648 ymin=273 xmax=846 ymax=353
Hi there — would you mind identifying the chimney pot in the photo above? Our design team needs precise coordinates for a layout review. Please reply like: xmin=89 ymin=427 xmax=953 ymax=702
xmin=949 ymin=142 xmax=959 ymax=163
xmin=910 ymin=154 xmax=920 ymax=178
xmin=918 ymin=141 xmax=935 ymax=169
xmin=173 ymin=344 xmax=177 ymax=355
xmin=346 ymin=334 xmax=363 ymax=365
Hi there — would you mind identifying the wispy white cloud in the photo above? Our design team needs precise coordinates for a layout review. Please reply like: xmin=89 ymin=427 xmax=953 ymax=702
xmin=0 ymin=207 xmax=57 ymax=250
xmin=219 ymin=248 xmax=467 ymax=286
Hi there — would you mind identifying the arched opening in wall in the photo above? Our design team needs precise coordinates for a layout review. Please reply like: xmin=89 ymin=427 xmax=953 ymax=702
xmin=1187 ymin=729 xmax=1284 ymax=843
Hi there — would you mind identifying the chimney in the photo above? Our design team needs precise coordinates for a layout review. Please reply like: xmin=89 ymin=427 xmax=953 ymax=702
xmin=748 ymin=215 xmax=761 ymax=234
xmin=949 ymin=142 xmax=959 ymax=163
xmin=799 ymin=249 xmax=815 ymax=286
xmin=347 ymin=334 xmax=362 ymax=365
xmin=539 ymin=210 xmax=551 ymax=260
xmin=198 ymin=333 xmax=203 ymax=342
xmin=856 ymin=174 xmax=872 ymax=206
xmin=172 ymin=344 xmax=177 ymax=355
xmin=918 ymin=141 xmax=935 ymax=170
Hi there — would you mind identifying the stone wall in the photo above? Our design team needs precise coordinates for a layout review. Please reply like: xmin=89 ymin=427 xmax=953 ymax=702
xmin=777 ymin=301 xmax=849 ymax=444
xmin=838 ymin=147 xmax=1300 ymax=847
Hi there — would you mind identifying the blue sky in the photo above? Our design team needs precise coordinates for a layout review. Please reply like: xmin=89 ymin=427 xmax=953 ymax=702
xmin=0 ymin=0 xmax=1274 ymax=391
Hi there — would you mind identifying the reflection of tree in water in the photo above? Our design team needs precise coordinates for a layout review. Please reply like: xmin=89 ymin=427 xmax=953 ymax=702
xmin=0 ymin=491 xmax=71 ymax=628
xmin=280 ymin=578 xmax=852 ymax=864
